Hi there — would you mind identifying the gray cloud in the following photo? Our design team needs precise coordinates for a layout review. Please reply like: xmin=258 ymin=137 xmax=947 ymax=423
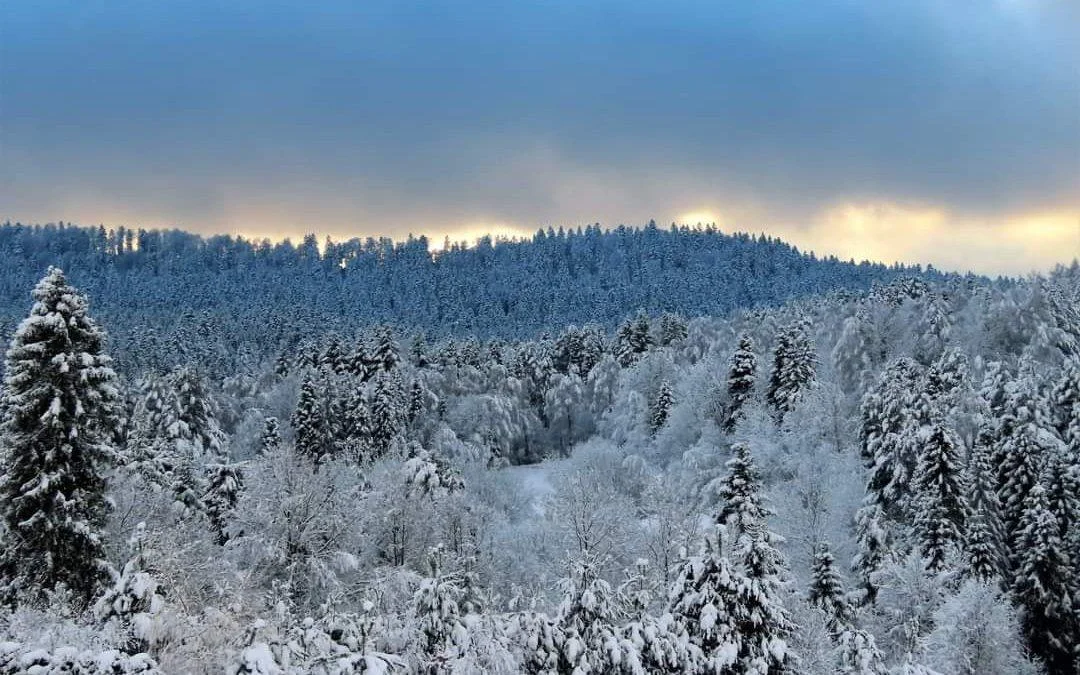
xmin=1 ymin=0 xmax=1077 ymax=267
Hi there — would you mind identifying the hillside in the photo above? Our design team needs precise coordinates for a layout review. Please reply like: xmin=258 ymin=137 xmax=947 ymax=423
xmin=0 ymin=221 xmax=953 ymax=374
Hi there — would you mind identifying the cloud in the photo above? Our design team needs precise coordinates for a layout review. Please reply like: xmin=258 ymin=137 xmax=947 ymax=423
xmin=0 ymin=0 xmax=1076 ymax=273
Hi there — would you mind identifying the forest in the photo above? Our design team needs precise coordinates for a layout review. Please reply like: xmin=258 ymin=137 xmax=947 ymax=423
xmin=0 ymin=223 xmax=1077 ymax=674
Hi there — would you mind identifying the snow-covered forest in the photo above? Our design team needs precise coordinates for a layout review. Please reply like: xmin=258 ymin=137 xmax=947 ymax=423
xmin=0 ymin=224 xmax=1078 ymax=674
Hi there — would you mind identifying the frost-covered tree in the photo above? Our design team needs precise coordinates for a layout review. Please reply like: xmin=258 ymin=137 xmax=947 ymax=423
xmin=912 ymin=422 xmax=966 ymax=570
xmin=203 ymin=461 xmax=244 ymax=545
xmin=1010 ymin=481 xmax=1079 ymax=675
xmin=614 ymin=311 xmax=652 ymax=367
xmin=413 ymin=548 xmax=468 ymax=673
xmin=551 ymin=559 xmax=640 ymax=674
xmin=767 ymin=320 xmax=817 ymax=422
xmin=962 ymin=440 xmax=1004 ymax=582
xmin=808 ymin=541 xmax=853 ymax=635
xmin=650 ymin=380 xmax=674 ymax=435
xmin=724 ymin=335 xmax=756 ymax=432
xmin=259 ymin=416 xmax=281 ymax=455
xmin=920 ymin=579 xmax=1036 ymax=675
xmin=291 ymin=373 xmax=335 ymax=467
xmin=368 ymin=371 xmax=406 ymax=458
xmin=371 ymin=324 xmax=400 ymax=373
xmin=94 ymin=523 xmax=168 ymax=655
xmin=0 ymin=267 xmax=119 ymax=606
xmin=658 ymin=312 xmax=688 ymax=346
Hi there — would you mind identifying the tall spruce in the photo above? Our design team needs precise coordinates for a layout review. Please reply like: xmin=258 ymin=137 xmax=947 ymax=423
xmin=912 ymin=421 xmax=966 ymax=570
xmin=291 ymin=373 xmax=335 ymax=467
xmin=0 ymin=267 xmax=119 ymax=606
xmin=724 ymin=335 xmax=757 ymax=432
xmin=766 ymin=319 xmax=817 ymax=422
xmin=1010 ymin=481 xmax=1080 ymax=675
xmin=650 ymin=380 xmax=674 ymax=434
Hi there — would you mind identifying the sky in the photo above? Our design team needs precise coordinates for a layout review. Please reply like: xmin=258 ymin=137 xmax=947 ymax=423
xmin=1 ymin=0 xmax=1078 ymax=274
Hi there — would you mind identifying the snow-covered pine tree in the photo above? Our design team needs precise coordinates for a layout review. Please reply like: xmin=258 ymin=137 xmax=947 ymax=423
xmin=658 ymin=312 xmax=688 ymax=346
xmin=551 ymin=559 xmax=640 ymax=674
xmin=413 ymin=547 xmax=468 ymax=673
xmin=650 ymin=380 xmax=674 ymax=435
xmin=94 ymin=522 xmax=168 ymax=655
xmin=1010 ymin=481 xmax=1080 ymax=675
xmin=912 ymin=421 xmax=966 ymax=570
xmin=724 ymin=335 xmax=756 ymax=432
xmin=853 ymin=358 xmax=923 ymax=603
xmin=994 ymin=372 xmax=1059 ymax=567
xmin=368 ymin=370 xmax=405 ymax=459
xmin=962 ymin=435 xmax=1005 ymax=582
xmin=766 ymin=319 xmax=817 ymax=422
xmin=259 ymin=416 xmax=281 ymax=455
xmin=808 ymin=541 xmax=854 ymax=635
xmin=291 ymin=373 xmax=335 ymax=467
xmin=715 ymin=442 xmax=768 ymax=536
xmin=203 ymin=460 xmax=244 ymax=545
xmin=0 ymin=267 xmax=119 ymax=607
xmin=371 ymin=324 xmax=400 ymax=373
xmin=714 ymin=442 xmax=796 ymax=672
xmin=1051 ymin=358 xmax=1080 ymax=450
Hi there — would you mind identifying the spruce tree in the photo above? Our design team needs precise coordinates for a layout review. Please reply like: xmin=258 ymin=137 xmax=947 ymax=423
xmin=724 ymin=335 xmax=756 ymax=432
xmin=650 ymin=380 xmax=674 ymax=434
xmin=808 ymin=541 xmax=853 ymax=635
xmin=203 ymin=461 xmax=244 ymax=545
xmin=766 ymin=320 xmax=817 ymax=422
xmin=259 ymin=416 xmax=281 ymax=455
xmin=912 ymin=421 xmax=966 ymax=570
xmin=368 ymin=371 xmax=404 ymax=458
xmin=1010 ymin=482 xmax=1080 ymax=675
xmin=94 ymin=522 xmax=167 ymax=655
xmin=371 ymin=324 xmax=400 ymax=373
xmin=0 ymin=267 xmax=119 ymax=606
xmin=291 ymin=374 xmax=335 ymax=467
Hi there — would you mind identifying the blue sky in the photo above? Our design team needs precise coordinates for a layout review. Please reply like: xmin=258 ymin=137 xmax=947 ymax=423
xmin=1 ymin=0 xmax=1077 ymax=272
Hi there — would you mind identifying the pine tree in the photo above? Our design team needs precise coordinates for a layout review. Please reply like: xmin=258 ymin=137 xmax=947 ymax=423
xmin=650 ymin=380 xmax=674 ymax=434
xmin=658 ymin=312 xmax=688 ymax=346
xmin=912 ymin=421 xmax=966 ymax=570
xmin=766 ymin=320 xmax=817 ymax=422
xmin=809 ymin=541 xmax=853 ymax=635
xmin=962 ymin=437 xmax=1005 ymax=582
xmin=716 ymin=442 xmax=796 ymax=672
xmin=94 ymin=522 xmax=167 ymax=655
xmin=715 ymin=442 xmax=768 ymax=536
xmin=371 ymin=324 xmax=400 ymax=373
xmin=259 ymin=416 xmax=281 ymax=455
xmin=203 ymin=461 xmax=244 ymax=545
xmin=667 ymin=532 xmax=744 ymax=673
xmin=1010 ymin=482 xmax=1080 ymax=675
xmin=995 ymin=374 xmax=1057 ymax=567
xmin=0 ymin=267 xmax=119 ymax=607
xmin=1051 ymin=358 xmax=1080 ymax=450
xmin=413 ymin=548 xmax=468 ymax=673
xmin=368 ymin=371 xmax=404 ymax=459
xmin=724 ymin=335 xmax=756 ymax=432
xmin=291 ymin=374 xmax=335 ymax=467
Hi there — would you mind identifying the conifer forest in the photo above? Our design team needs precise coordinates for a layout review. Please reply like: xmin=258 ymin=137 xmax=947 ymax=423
xmin=0 ymin=222 xmax=1078 ymax=674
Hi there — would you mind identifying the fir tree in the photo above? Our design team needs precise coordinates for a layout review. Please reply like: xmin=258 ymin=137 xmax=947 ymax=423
xmin=650 ymin=380 xmax=674 ymax=434
xmin=0 ymin=267 xmax=119 ymax=607
xmin=962 ymin=437 xmax=1005 ymax=582
xmin=766 ymin=320 xmax=817 ymax=422
xmin=203 ymin=461 xmax=244 ymax=545
xmin=912 ymin=421 xmax=966 ymax=570
xmin=724 ymin=335 xmax=756 ymax=432
xmin=413 ymin=547 xmax=468 ymax=673
xmin=658 ymin=312 xmax=688 ymax=346
xmin=1010 ymin=482 xmax=1080 ymax=675
xmin=808 ymin=541 xmax=853 ymax=635
xmin=371 ymin=324 xmax=400 ymax=373
xmin=259 ymin=416 xmax=281 ymax=455
xmin=715 ymin=442 xmax=768 ymax=536
xmin=368 ymin=371 xmax=405 ymax=458
xmin=94 ymin=522 xmax=167 ymax=655
xmin=291 ymin=374 xmax=335 ymax=467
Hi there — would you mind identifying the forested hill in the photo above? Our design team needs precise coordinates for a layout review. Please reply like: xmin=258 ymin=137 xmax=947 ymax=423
xmin=0 ymin=221 xmax=950 ymax=363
